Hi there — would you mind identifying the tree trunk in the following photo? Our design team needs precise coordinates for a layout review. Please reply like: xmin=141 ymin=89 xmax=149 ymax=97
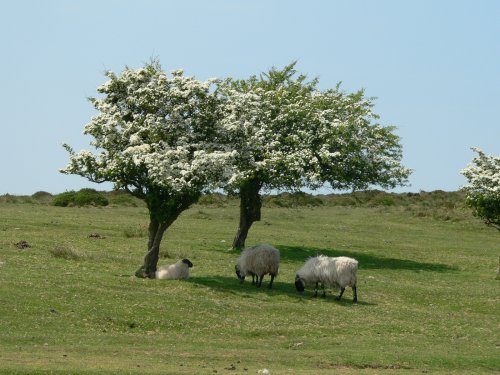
xmin=232 ymin=179 xmax=262 ymax=249
xmin=134 ymin=190 xmax=201 ymax=278
xmin=135 ymin=220 xmax=170 ymax=278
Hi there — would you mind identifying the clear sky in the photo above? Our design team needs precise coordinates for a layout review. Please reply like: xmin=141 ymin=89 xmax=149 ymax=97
xmin=1 ymin=0 xmax=498 ymax=195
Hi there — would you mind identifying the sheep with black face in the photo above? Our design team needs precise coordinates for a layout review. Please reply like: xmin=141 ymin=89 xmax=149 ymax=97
xmin=295 ymin=255 xmax=358 ymax=302
xmin=235 ymin=244 xmax=280 ymax=289
xmin=155 ymin=258 xmax=193 ymax=280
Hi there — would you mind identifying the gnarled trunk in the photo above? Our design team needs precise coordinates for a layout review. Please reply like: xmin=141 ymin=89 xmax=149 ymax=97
xmin=135 ymin=220 xmax=172 ymax=278
xmin=135 ymin=190 xmax=201 ymax=278
xmin=232 ymin=178 xmax=262 ymax=249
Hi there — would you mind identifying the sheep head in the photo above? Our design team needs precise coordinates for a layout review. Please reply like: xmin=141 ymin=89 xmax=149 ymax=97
xmin=295 ymin=275 xmax=305 ymax=294
xmin=235 ymin=265 xmax=245 ymax=284
xmin=182 ymin=259 xmax=193 ymax=268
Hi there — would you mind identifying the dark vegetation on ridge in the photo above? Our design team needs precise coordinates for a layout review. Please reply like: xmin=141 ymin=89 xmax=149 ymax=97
xmin=0 ymin=188 xmax=472 ymax=221
xmin=1 ymin=189 xmax=470 ymax=224
xmin=0 ymin=188 xmax=465 ymax=208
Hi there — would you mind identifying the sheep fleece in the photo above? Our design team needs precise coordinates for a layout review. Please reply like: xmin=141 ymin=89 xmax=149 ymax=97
xmin=296 ymin=255 xmax=358 ymax=288
xmin=236 ymin=244 xmax=280 ymax=277
xmin=155 ymin=260 xmax=190 ymax=280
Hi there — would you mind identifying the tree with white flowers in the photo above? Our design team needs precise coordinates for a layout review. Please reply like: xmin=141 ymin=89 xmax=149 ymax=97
xmin=61 ymin=61 xmax=235 ymax=277
xmin=220 ymin=63 xmax=411 ymax=248
xmin=461 ymin=147 xmax=500 ymax=231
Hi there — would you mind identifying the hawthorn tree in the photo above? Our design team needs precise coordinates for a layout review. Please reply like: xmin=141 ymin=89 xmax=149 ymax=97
xmin=62 ymin=62 xmax=234 ymax=277
xmin=461 ymin=147 xmax=500 ymax=231
xmin=220 ymin=63 xmax=411 ymax=249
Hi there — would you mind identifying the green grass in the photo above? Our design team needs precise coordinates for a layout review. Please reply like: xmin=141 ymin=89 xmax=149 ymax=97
xmin=0 ymin=193 xmax=499 ymax=374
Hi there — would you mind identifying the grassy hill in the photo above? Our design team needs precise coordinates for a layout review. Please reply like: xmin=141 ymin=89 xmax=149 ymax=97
xmin=0 ymin=191 xmax=498 ymax=374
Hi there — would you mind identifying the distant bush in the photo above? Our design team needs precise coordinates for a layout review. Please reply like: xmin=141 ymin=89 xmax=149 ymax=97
xmin=322 ymin=190 xmax=466 ymax=210
xmin=74 ymin=188 xmax=109 ymax=206
xmin=0 ymin=194 xmax=19 ymax=204
xmin=32 ymin=191 xmax=53 ymax=199
xmin=52 ymin=192 xmax=76 ymax=207
xmin=198 ymin=193 xmax=229 ymax=207
xmin=265 ymin=192 xmax=324 ymax=207
xmin=379 ymin=197 xmax=396 ymax=206
xmin=109 ymin=195 xmax=137 ymax=206
xmin=53 ymin=189 xmax=109 ymax=207
xmin=0 ymin=192 xmax=54 ymax=205
xmin=107 ymin=190 xmax=140 ymax=207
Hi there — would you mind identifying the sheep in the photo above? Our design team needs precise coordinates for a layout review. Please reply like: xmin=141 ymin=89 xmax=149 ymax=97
xmin=235 ymin=244 xmax=280 ymax=289
xmin=295 ymin=255 xmax=358 ymax=302
xmin=155 ymin=258 xmax=193 ymax=280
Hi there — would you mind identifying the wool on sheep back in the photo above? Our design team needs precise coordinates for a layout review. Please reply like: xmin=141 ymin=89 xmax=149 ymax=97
xmin=155 ymin=258 xmax=193 ymax=280
xmin=295 ymin=255 xmax=358 ymax=302
xmin=235 ymin=244 xmax=280 ymax=288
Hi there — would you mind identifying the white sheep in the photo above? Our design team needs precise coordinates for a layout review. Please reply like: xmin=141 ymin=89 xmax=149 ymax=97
xmin=295 ymin=255 xmax=358 ymax=302
xmin=235 ymin=244 xmax=280 ymax=288
xmin=155 ymin=258 xmax=193 ymax=280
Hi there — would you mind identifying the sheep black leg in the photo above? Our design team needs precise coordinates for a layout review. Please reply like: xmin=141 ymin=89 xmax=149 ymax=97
xmin=313 ymin=282 xmax=319 ymax=297
xmin=257 ymin=275 xmax=264 ymax=288
xmin=321 ymin=283 xmax=326 ymax=298
xmin=336 ymin=287 xmax=345 ymax=301
xmin=352 ymin=286 xmax=358 ymax=303
xmin=251 ymin=274 xmax=256 ymax=285
xmin=268 ymin=274 xmax=275 ymax=289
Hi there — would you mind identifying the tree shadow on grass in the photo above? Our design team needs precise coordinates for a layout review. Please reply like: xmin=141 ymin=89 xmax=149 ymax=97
xmin=277 ymin=245 xmax=458 ymax=273
xmin=188 ymin=276 xmax=376 ymax=305
xmin=186 ymin=244 xmax=454 ymax=304
xmin=188 ymin=275 xmax=297 ymax=296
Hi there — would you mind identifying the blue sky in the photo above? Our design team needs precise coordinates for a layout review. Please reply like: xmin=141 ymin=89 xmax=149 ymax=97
xmin=1 ymin=0 xmax=498 ymax=195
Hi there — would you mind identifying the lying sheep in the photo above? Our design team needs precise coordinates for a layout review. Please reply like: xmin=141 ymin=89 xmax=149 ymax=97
xmin=155 ymin=258 xmax=193 ymax=280
xmin=295 ymin=255 xmax=358 ymax=302
xmin=235 ymin=244 xmax=280 ymax=288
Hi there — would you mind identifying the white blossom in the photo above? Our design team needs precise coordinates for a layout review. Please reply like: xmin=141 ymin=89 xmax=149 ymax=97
xmin=461 ymin=147 xmax=500 ymax=194
xmin=62 ymin=63 xmax=236 ymax=194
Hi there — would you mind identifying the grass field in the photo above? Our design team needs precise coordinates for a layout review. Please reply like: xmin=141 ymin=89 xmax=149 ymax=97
xmin=0 ymin=192 xmax=499 ymax=374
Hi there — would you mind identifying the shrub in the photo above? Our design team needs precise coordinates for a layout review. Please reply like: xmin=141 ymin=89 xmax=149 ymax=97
xmin=198 ymin=193 xmax=228 ymax=207
xmin=107 ymin=190 xmax=141 ymax=206
xmin=265 ymin=192 xmax=324 ymax=207
xmin=53 ymin=189 xmax=109 ymax=207
xmin=74 ymin=188 xmax=109 ymax=206
xmin=108 ymin=194 xmax=138 ymax=206
xmin=31 ymin=191 xmax=53 ymax=199
xmin=0 ymin=194 xmax=19 ymax=204
xmin=52 ymin=191 xmax=77 ymax=207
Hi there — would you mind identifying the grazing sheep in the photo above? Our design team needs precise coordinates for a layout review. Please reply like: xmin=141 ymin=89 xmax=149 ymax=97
xmin=235 ymin=244 xmax=280 ymax=288
xmin=155 ymin=258 xmax=193 ymax=280
xmin=295 ymin=255 xmax=358 ymax=302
